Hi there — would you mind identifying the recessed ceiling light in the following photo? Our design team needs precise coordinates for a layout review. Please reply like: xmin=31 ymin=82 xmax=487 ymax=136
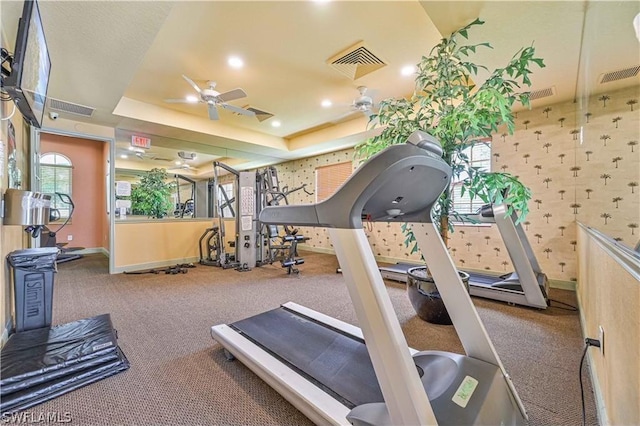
xmin=228 ymin=56 xmax=244 ymax=69
xmin=321 ymin=99 xmax=332 ymax=108
xmin=127 ymin=146 xmax=135 ymax=151
xmin=175 ymin=161 xmax=182 ymax=165
xmin=401 ymin=65 xmax=415 ymax=76
xmin=120 ymin=154 xmax=128 ymax=159
xmin=271 ymin=120 xmax=281 ymax=128
xmin=186 ymin=95 xmax=199 ymax=103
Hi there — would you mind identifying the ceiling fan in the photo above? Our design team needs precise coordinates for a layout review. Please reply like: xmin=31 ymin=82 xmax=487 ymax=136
xmin=164 ymin=75 xmax=256 ymax=121
xmin=351 ymin=86 xmax=376 ymax=116
xmin=168 ymin=163 xmax=197 ymax=172
xmin=331 ymin=86 xmax=378 ymax=123
xmin=118 ymin=148 xmax=173 ymax=163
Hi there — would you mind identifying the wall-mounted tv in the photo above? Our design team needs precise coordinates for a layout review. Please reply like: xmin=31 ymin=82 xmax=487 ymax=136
xmin=2 ymin=0 xmax=51 ymax=129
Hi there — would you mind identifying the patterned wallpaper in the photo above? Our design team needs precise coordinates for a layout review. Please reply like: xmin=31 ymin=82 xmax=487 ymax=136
xmin=272 ymin=85 xmax=639 ymax=283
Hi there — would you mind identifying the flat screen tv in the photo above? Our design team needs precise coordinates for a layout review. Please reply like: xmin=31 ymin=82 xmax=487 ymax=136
xmin=2 ymin=0 xmax=51 ymax=128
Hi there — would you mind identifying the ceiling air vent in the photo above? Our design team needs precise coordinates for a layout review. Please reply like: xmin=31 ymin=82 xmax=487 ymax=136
xmin=48 ymin=97 xmax=95 ymax=117
xmin=529 ymin=86 xmax=556 ymax=101
xmin=599 ymin=65 xmax=640 ymax=84
xmin=327 ymin=41 xmax=387 ymax=80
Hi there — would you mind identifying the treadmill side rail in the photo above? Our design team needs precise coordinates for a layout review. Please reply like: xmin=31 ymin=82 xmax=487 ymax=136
xmin=211 ymin=324 xmax=351 ymax=426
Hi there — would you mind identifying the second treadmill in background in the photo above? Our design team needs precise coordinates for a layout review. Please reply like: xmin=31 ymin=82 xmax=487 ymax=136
xmin=379 ymin=203 xmax=549 ymax=310
xmin=460 ymin=203 xmax=549 ymax=309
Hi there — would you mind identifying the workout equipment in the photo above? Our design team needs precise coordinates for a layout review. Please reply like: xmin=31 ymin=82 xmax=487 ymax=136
xmin=379 ymin=204 xmax=549 ymax=309
xmin=123 ymin=263 xmax=195 ymax=275
xmin=173 ymin=174 xmax=195 ymax=218
xmin=256 ymin=166 xmax=311 ymax=274
xmin=460 ymin=204 xmax=549 ymax=309
xmin=0 ymin=314 xmax=129 ymax=415
xmin=200 ymin=162 xmax=309 ymax=274
xmin=211 ymin=131 xmax=526 ymax=425
xmin=198 ymin=163 xmax=240 ymax=269
xmin=33 ymin=193 xmax=83 ymax=264
xmin=379 ymin=261 xmax=422 ymax=282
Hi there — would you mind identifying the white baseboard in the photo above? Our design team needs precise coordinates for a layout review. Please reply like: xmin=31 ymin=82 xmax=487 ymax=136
xmin=577 ymin=296 xmax=608 ymax=426
xmin=549 ymin=279 xmax=576 ymax=291
xmin=74 ymin=247 xmax=109 ymax=257
xmin=112 ymin=256 xmax=200 ymax=274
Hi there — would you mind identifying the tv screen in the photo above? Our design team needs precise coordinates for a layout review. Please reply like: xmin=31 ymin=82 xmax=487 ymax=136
xmin=3 ymin=0 xmax=51 ymax=128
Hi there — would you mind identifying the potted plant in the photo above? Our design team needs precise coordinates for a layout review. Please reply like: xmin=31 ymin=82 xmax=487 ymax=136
xmin=130 ymin=168 xmax=175 ymax=219
xmin=355 ymin=19 xmax=544 ymax=323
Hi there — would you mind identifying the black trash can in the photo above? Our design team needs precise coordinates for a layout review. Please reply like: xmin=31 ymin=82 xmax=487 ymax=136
xmin=7 ymin=248 xmax=59 ymax=332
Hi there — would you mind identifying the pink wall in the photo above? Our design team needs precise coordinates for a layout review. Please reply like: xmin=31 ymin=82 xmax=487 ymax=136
xmin=40 ymin=134 xmax=107 ymax=250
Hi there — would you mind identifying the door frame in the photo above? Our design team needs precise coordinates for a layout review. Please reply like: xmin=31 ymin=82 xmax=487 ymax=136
xmin=30 ymin=127 xmax=116 ymax=274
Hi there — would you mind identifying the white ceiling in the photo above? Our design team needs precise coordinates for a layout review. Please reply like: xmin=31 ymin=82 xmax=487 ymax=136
xmin=2 ymin=1 xmax=639 ymax=176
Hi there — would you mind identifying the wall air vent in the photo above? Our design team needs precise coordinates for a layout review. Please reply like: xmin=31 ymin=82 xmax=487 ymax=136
xmin=599 ymin=65 xmax=640 ymax=84
xmin=236 ymin=106 xmax=274 ymax=122
xmin=48 ymin=97 xmax=95 ymax=117
xmin=529 ymin=87 xmax=556 ymax=101
xmin=327 ymin=41 xmax=387 ymax=80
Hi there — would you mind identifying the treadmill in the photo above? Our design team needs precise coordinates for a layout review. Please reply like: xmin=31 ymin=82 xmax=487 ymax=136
xmin=459 ymin=204 xmax=549 ymax=309
xmin=379 ymin=204 xmax=549 ymax=310
xmin=211 ymin=131 xmax=527 ymax=426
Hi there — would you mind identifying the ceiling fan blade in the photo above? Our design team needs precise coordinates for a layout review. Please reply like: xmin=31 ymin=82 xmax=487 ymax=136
xmin=216 ymin=88 xmax=247 ymax=103
xmin=208 ymin=103 xmax=220 ymax=120
xmin=164 ymin=98 xmax=192 ymax=104
xmin=220 ymin=103 xmax=256 ymax=116
xmin=182 ymin=74 xmax=202 ymax=94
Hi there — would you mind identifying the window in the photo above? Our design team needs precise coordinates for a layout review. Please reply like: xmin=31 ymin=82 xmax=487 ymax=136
xmin=451 ymin=140 xmax=491 ymax=215
xmin=315 ymin=161 xmax=352 ymax=202
xmin=40 ymin=153 xmax=72 ymax=218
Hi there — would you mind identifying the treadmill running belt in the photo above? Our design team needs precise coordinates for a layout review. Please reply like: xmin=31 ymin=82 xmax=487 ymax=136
xmin=231 ymin=307 xmax=384 ymax=408
xmin=466 ymin=272 xmax=504 ymax=286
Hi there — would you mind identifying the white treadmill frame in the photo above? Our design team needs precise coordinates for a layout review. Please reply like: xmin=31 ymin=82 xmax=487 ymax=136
xmin=467 ymin=204 xmax=548 ymax=309
xmin=212 ymin=223 xmax=527 ymax=425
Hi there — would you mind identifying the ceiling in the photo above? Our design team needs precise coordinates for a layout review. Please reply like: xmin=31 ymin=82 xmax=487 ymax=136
xmin=2 ymin=1 xmax=639 ymax=177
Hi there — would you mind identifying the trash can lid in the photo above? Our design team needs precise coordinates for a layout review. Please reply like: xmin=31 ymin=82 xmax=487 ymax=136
xmin=7 ymin=248 xmax=60 ymax=268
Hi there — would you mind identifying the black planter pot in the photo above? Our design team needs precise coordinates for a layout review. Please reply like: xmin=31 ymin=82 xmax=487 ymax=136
xmin=406 ymin=267 xmax=470 ymax=325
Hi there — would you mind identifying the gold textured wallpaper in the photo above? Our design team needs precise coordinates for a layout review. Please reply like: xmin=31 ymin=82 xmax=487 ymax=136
xmin=275 ymin=86 xmax=639 ymax=284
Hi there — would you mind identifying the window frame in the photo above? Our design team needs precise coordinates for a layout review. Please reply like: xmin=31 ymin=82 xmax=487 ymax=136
xmin=40 ymin=152 xmax=73 ymax=220
xmin=451 ymin=139 xmax=492 ymax=225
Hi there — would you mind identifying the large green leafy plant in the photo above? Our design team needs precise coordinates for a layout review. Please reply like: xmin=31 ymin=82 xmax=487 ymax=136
xmin=130 ymin=168 xmax=174 ymax=218
xmin=355 ymin=19 xmax=544 ymax=251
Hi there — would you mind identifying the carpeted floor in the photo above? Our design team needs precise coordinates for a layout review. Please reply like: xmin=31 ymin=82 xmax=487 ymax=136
xmin=33 ymin=252 xmax=596 ymax=425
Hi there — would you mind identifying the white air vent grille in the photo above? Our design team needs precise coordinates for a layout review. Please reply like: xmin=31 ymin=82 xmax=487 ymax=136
xmin=327 ymin=41 xmax=387 ymax=80
xmin=48 ymin=98 xmax=95 ymax=117
xmin=599 ymin=66 xmax=640 ymax=83
xmin=529 ymin=87 xmax=556 ymax=101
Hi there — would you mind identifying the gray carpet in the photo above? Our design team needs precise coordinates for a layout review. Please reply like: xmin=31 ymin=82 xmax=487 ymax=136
xmin=33 ymin=252 xmax=596 ymax=425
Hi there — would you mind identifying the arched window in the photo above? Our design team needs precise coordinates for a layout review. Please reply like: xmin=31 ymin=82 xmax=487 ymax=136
xmin=40 ymin=153 xmax=73 ymax=218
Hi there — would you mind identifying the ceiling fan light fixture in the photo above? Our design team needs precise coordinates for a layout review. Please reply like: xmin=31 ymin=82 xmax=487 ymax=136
xmin=178 ymin=151 xmax=197 ymax=160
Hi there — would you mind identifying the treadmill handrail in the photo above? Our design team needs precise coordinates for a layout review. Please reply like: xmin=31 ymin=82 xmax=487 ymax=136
xmin=260 ymin=142 xmax=451 ymax=229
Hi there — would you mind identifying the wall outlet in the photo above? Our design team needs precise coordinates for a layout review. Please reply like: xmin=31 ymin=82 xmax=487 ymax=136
xmin=598 ymin=325 xmax=605 ymax=356
xmin=67 ymin=235 xmax=73 ymax=241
